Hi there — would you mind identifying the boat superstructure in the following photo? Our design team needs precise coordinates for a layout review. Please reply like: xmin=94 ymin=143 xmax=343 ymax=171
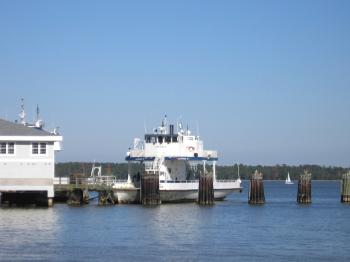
xmin=113 ymin=116 xmax=242 ymax=203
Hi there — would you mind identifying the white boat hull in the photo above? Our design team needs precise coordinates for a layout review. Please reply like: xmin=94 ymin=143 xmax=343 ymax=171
xmin=113 ymin=180 xmax=242 ymax=204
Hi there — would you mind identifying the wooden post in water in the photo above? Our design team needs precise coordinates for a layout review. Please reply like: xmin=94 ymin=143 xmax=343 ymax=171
xmin=248 ymin=170 xmax=265 ymax=204
xmin=341 ymin=172 xmax=350 ymax=203
xmin=140 ymin=172 xmax=161 ymax=205
xmin=82 ymin=189 xmax=89 ymax=204
xmin=297 ymin=171 xmax=312 ymax=204
xmin=197 ymin=172 xmax=214 ymax=205
xmin=98 ymin=190 xmax=117 ymax=205
xmin=67 ymin=188 xmax=83 ymax=206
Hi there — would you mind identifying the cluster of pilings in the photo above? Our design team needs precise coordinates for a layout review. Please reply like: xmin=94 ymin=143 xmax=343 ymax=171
xmin=66 ymin=189 xmax=117 ymax=206
xmin=197 ymin=172 xmax=214 ymax=205
xmin=140 ymin=172 xmax=161 ymax=205
xmin=248 ymin=170 xmax=265 ymax=204
xmin=98 ymin=190 xmax=117 ymax=205
xmin=341 ymin=172 xmax=350 ymax=203
xmin=67 ymin=189 xmax=89 ymax=206
xmin=297 ymin=171 xmax=312 ymax=204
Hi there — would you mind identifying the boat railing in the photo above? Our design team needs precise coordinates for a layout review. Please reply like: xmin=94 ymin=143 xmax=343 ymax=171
xmin=159 ymin=179 xmax=239 ymax=183
xmin=160 ymin=180 xmax=198 ymax=183
xmin=216 ymin=179 xmax=240 ymax=182
xmin=114 ymin=179 xmax=129 ymax=183
xmin=129 ymin=149 xmax=144 ymax=157
xmin=202 ymin=150 xmax=218 ymax=158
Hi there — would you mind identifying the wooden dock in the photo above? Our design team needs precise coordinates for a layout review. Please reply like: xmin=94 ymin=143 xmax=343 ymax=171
xmin=54 ymin=177 xmax=117 ymax=205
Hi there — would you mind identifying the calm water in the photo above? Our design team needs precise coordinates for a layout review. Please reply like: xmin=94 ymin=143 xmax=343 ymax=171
xmin=1 ymin=181 xmax=349 ymax=261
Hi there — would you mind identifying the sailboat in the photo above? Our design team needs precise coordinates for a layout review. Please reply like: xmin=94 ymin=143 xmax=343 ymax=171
xmin=285 ymin=172 xmax=293 ymax=185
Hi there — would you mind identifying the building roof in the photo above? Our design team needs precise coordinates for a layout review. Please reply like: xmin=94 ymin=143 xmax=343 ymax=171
xmin=0 ymin=118 xmax=57 ymax=136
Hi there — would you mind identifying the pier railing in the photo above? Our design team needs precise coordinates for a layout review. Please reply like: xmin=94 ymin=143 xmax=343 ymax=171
xmin=54 ymin=176 xmax=119 ymax=191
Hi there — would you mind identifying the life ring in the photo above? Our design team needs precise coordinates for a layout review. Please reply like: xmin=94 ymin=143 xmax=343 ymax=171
xmin=187 ymin=146 xmax=195 ymax=152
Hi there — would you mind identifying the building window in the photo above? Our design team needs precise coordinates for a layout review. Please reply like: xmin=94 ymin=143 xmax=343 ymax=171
xmin=32 ymin=143 xmax=39 ymax=154
xmin=40 ymin=143 xmax=46 ymax=154
xmin=32 ymin=143 xmax=47 ymax=155
xmin=0 ymin=142 xmax=15 ymax=155
xmin=0 ymin=143 xmax=6 ymax=154
xmin=8 ymin=143 xmax=14 ymax=154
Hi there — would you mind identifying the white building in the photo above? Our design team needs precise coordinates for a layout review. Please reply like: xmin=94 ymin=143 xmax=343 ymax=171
xmin=0 ymin=118 xmax=62 ymax=206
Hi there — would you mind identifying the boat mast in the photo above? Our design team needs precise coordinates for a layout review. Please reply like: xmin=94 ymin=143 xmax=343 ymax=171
xmin=213 ymin=161 xmax=216 ymax=182
xmin=238 ymin=163 xmax=240 ymax=179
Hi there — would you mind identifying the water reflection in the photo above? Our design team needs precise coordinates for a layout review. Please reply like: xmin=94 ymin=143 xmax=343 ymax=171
xmin=146 ymin=204 xmax=206 ymax=249
xmin=0 ymin=208 xmax=59 ymax=260
xmin=0 ymin=182 xmax=349 ymax=261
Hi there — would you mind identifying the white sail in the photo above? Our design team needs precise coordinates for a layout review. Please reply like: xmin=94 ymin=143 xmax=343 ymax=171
xmin=285 ymin=172 xmax=293 ymax=184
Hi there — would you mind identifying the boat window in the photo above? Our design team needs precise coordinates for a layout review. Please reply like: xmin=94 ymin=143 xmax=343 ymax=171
xmin=158 ymin=136 xmax=163 ymax=144
xmin=145 ymin=136 xmax=151 ymax=143
xmin=151 ymin=136 xmax=156 ymax=144
xmin=167 ymin=168 xmax=172 ymax=174
xmin=165 ymin=136 xmax=171 ymax=143
xmin=172 ymin=136 xmax=178 ymax=143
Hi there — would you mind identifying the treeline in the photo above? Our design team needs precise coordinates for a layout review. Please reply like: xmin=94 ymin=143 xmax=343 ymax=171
xmin=216 ymin=164 xmax=348 ymax=180
xmin=55 ymin=162 xmax=349 ymax=180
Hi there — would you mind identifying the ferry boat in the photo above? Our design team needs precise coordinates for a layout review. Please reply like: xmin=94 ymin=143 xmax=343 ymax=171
xmin=113 ymin=116 xmax=242 ymax=203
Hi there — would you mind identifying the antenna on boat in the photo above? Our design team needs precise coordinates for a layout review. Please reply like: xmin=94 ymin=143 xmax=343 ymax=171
xmin=164 ymin=114 xmax=167 ymax=126
xmin=196 ymin=120 xmax=200 ymax=137
xmin=164 ymin=114 xmax=167 ymax=133
xmin=144 ymin=120 xmax=147 ymax=133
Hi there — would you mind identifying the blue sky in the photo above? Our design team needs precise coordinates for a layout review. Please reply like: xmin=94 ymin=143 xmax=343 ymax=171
xmin=0 ymin=1 xmax=349 ymax=166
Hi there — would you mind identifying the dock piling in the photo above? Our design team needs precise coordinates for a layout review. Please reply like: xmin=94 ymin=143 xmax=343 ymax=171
xmin=248 ymin=170 xmax=265 ymax=205
xmin=98 ymin=190 xmax=117 ymax=205
xmin=197 ymin=172 xmax=214 ymax=205
xmin=297 ymin=171 xmax=312 ymax=204
xmin=67 ymin=188 xmax=84 ymax=206
xmin=140 ymin=172 xmax=161 ymax=205
xmin=341 ymin=172 xmax=350 ymax=203
xmin=82 ymin=189 xmax=89 ymax=204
